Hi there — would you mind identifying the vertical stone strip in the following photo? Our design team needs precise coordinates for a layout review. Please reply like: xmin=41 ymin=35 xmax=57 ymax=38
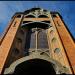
xmin=0 ymin=14 xmax=24 ymax=74
xmin=53 ymin=14 xmax=75 ymax=74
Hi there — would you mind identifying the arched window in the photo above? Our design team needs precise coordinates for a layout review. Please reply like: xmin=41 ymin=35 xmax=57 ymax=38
xmin=38 ymin=29 xmax=49 ymax=49
xmin=38 ymin=15 xmax=48 ymax=18
xmin=25 ymin=29 xmax=36 ymax=49
xmin=25 ymin=15 xmax=35 ymax=18
xmin=30 ymin=29 xmax=36 ymax=48
xmin=24 ymin=23 xmax=49 ymax=53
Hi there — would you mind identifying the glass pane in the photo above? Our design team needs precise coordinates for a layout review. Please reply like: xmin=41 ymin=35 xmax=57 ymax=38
xmin=38 ymin=29 xmax=49 ymax=49
xmin=25 ymin=29 xmax=36 ymax=49
xmin=30 ymin=30 xmax=36 ymax=48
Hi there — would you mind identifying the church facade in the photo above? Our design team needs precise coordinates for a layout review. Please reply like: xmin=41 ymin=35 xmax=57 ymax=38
xmin=0 ymin=8 xmax=75 ymax=74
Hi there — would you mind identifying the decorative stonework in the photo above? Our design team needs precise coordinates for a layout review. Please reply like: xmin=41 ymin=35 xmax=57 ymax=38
xmin=0 ymin=8 xmax=74 ymax=74
xmin=4 ymin=51 xmax=70 ymax=74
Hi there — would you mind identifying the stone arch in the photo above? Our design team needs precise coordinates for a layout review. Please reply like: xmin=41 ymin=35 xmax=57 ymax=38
xmin=4 ymin=52 xmax=69 ymax=74
xmin=13 ymin=59 xmax=56 ymax=74
xmin=22 ymin=22 xmax=50 ymax=29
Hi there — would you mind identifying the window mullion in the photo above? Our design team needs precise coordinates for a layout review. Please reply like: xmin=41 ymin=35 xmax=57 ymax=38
xmin=36 ymin=27 xmax=38 ymax=52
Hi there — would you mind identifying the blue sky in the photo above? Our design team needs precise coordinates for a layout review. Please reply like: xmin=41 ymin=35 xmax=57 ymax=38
xmin=0 ymin=1 xmax=75 ymax=39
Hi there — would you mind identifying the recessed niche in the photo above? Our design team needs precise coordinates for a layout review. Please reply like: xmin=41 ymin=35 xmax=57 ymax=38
xmin=52 ymin=14 xmax=57 ymax=18
xmin=63 ymin=66 xmax=69 ymax=73
xmin=57 ymin=21 xmax=61 ymax=27
xmin=50 ymin=30 xmax=54 ymax=34
xmin=54 ymin=48 xmax=60 ymax=54
xmin=17 ymin=38 xmax=22 ymax=43
xmin=13 ymin=21 xmax=17 ymax=27
xmin=20 ymin=30 xmax=24 ymax=35
xmin=51 ymin=37 xmax=57 ymax=43
xmin=16 ymin=15 xmax=21 ymax=18
xmin=13 ymin=48 xmax=19 ymax=55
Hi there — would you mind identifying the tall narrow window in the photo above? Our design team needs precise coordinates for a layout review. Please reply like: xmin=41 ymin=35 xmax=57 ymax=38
xmin=25 ymin=29 xmax=36 ymax=49
xmin=30 ymin=29 xmax=36 ymax=48
xmin=38 ymin=29 xmax=49 ymax=49
xmin=24 ymin=26 xmax=49 ymax=54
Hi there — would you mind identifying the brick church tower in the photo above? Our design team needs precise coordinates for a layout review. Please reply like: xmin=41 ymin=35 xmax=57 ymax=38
xmin=0 ymin=8 xmax=75 ymax=74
